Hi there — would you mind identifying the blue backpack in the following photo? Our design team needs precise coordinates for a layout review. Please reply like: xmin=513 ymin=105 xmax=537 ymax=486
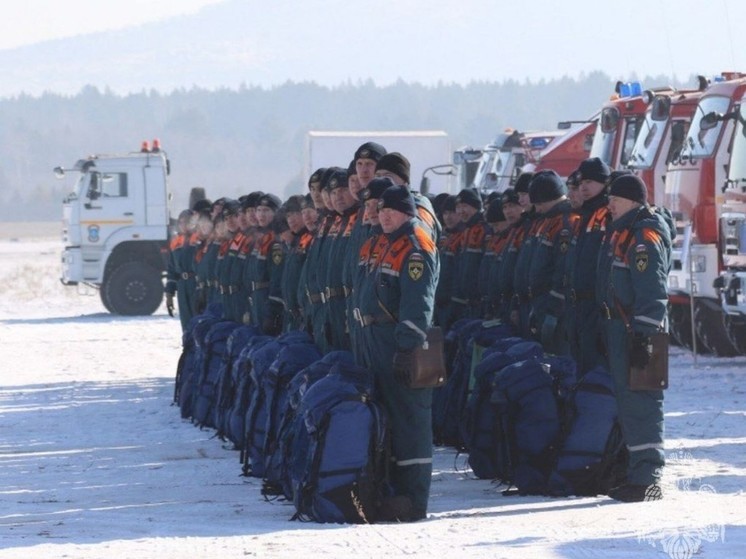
xmin=492 ymin=354 xmax=577 ymax=495
xmin=292 ymin=361 xmax=388 ymax=524
xmin=213 ymin=325 xmax=261 ymax=438
xmin=547 ymin=366 xmax=628 ymax=496
xmin=191 ymin=320 xmax=242 ymax=428
xmin=263 ymin=350 xmax=356 ymax=500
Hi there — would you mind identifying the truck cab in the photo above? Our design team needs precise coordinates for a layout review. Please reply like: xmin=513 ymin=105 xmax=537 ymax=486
xmin=714 ymin=92 xmax=746 ymax=353
xmin=664 ymin=74 xmax=746 ymax=355
xmin=58 ymin=144 xmax=171 ymax=315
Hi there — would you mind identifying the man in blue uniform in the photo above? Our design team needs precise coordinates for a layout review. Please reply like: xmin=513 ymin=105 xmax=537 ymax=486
xmin=355 ymin=184 xmax=439 ymax=522
xmin=598 ymin=174 xmax=671 ymax=502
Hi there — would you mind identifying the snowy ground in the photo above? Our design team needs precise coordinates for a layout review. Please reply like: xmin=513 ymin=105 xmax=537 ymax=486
xmin=0 ymin=228 xmax=744 ymax=559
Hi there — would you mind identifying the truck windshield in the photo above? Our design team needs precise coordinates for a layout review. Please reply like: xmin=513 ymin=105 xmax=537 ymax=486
xmin=682 ymin=95 xmax=730 ymax=159
xmin=590 ymin=128 xmax=614 ymax=166
xmin=628 ymin=112 xmax=665 ymax=170
xmin=472 ymin=150 xmax=496 ymax=189
xmin=727 ymin=104 xmax=746 ymax=190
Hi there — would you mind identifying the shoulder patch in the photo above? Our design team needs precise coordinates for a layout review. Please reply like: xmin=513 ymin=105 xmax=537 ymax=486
xmin=272 ymin=245 xmax=283 ymax=265
xmin=407 ymin=253 xmax=425 ymax=281
xmin=635 ymin=251 xmax=649 ymax=272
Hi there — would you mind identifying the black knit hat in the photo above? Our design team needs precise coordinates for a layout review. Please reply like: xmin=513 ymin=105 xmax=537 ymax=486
xmin=576 ymin=157 xmax=611 ymax=184
xmin=605 ymin=169 xmax=633 ymax=188
xmin=456 ymin=188 xmax=483 ymax=211
xmin=284 ymin=194 xmax=305 ymax=214
xmin=609 ymin=174 xmax=647 ymax=204
xmin=514 ymin=172 xmax=535 ymax=194
xmin=221 ymin=198 xmax=241 ymax=217
xmin=192 ymin=198 xmax=213 ymax=213
xmin=308 ymin=167 xmax=327 ymax=189
xmin=354 ymin=141 xmax=387 ymax=163
xmin=241 ymin=191 xmax=265 ymax=210
xmin=325 ymin=169 xmax=349 ymax=191
xmin=379 ymin=184 xmax=417 ymax=217
xmin=257 ymin=193 xmax=282 ymax=211
xmin=486 ymin=200 xmax=506 ymax=223
xmin=566 ymin=170 xmax=581 ymax=188
xmin=529 ymin=170 xmax=567 ymax=204
xmin=442 ymin=194 xmax=458 ymax=213
xmin=501 ymin=188 xmax=520 ymax=206
xmin=300 ymin=193 xmax=315 ymax=210
xmin=347 ymin=159 xmax=357 ymax=177
xmin=320 ymin=167 xmax=341 ymax=190
xmin=361 ymin=177 xmax=395 ymax=202
xmin=376 ymin=152 xmax=411 ymax=184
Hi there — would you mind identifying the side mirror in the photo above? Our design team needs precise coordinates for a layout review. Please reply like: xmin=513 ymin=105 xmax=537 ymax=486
xmin=420 ymin=176 xmax=431 ymax=195
xmin=700 ymin=112 xmax=722 ymax=131
xmin=713 ymin=276 xmax=725 ymax=290
xmin=557 ymin=121 xmax=572 ymax=130
xmin=53 ymin=166 xmax=65 ymax=179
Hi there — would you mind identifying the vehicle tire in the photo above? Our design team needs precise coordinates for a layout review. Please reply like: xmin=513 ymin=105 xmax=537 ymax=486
xmin=99 ymin=285 xmax=116 ymax=313
xmin=669 ymin=303 xmax=694 ymax=349
xmin=724 ymin=314 xmax=746 ymax=355
xmin=104 ymin=261 xmax=163 ymax=316
xmin=695 ymin=301 xmax=739 ymax=357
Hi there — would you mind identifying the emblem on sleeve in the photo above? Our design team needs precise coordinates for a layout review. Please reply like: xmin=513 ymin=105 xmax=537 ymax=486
xmin=635 ymin=252 xmax=649 ymax=272
xmin=407 ymin=253 xmax=425 ymax=281
xmin=272 ymin=246 xmax=283 ymax=265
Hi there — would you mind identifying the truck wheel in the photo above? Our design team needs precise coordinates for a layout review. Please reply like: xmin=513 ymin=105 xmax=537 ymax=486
xmin=104 ymin=262 xmax=163 ymax=316
xmin=695 ymin=301 xmax=739 ymax=357
xmin=99 ymin=285 xmax=116 ymax=313
xmin=724 ymin=314 xmax=746 ymax=355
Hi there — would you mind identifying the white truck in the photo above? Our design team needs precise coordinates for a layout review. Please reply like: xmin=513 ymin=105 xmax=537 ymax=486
xmin=304 ymin=130 xmax=453 ymax=194
xmin=56 ymin=143 xmax=171 ymax=316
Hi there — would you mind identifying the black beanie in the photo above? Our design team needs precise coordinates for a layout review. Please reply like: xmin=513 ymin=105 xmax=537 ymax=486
xmin=609 ymin=174 xmax=647 ymax=204
xmin=241 ymin=191 xmax=265 ymax=210
xmin=221 ymin=198 xmax=241 ymax=217
xmin=605 ymin=169 xmax=633 ymax=188
xmin=442 ymin=194 xmax=458 ymax=213
xmin=320 ymin=167 xmax=341 ymax=190
xmin=361 ymin=177 xmax=395 ymax=202
xmin=257 ymin=193 xmax=282 ymax=211
xmin=347 ymin=159 xmax=357 ymax=177
xmin=354 ymin=141 xmax=387 ymax=163
xmin=325 ymin=169 xmax=349 ymax=191
xmin=529 ymin=170 xmax=566 ymax=204
xmin=576 ymin=157 xmax=611 ymax=184
xmin=456 ymin=188 xmax=483 ymax=211
xmin=376 ymin=152 xmax=411 ymax=184
xmin=514 ymin=172 xmax=534 ymax=194
xmin=486 ymin=200 xmax=506 ymax=223
xmin=284 ymin=194 xmax=305 ymax=214
xmin=379 ymin=184 xmax=417 ymax=217
xmin=501 ymin=188 xmax=520 ymax=206
xmin=309 ymin=168 xmax=327 ymax=189
xmin=300 ymin=193 xmax=315 ymax=210
xmin=192 ymin=198 xmax=212 ymax=213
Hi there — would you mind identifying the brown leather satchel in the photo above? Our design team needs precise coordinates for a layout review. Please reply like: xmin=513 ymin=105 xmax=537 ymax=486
xmin=628 ymin=331 xmax=669 ymax=391
xmin=406 ymin=326 xmax=448 ymax=389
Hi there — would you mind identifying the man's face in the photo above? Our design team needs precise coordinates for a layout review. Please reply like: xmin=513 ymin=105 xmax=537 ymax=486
xmin=321 ymin=189 xmax=333 ymax=211
xmin=379 ymin=207 xmax=409 ymax=234
xmin=309 ymin=183 xmax=324 ymax=208
xmin=348 ymin=174 xmax=363 ymax=200
xmin=568 ymin=186 xmax=584 ymax=209
xmin=442 ymin=209 xmax=459 ymax=230
xmin=364 ymin=198 xmax=380 ymax=226
xmin=356 ymin=158 xmax=378 ymax=188
xmin=502 ymin=202 xmax=523 ymax=224
xmin=331 ymin=187 xmax=355 ymax=214
xmin=456 ymin=202 xmax=478 ymax=223
xmin=285 ymin=210 xmax=304 ymax=233
xmin=375 ymin=169 xmax=405 ymax=186
xmin=580 ymin=179 xmax=605 ymax=201
xmin=518 ymin=192 xmax=532 ymax=209
xmin=244 ymin=207 xmax=258 ymax=228
xmin=225 ymin=213 xmax=240 ymax=233
xmin=608 ymin=195 xmax=640 ymax=222
xmin=197 ymin=216 xmax=213 ymax=238
xmin=255 ymin=206 xmax=275 ymax=228
xmin=301 ymin=206 xmax=319 ymax=231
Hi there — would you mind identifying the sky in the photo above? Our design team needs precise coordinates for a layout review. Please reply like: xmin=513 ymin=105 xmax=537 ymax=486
xmin=0 ymin=0 xmax=745 ymax=91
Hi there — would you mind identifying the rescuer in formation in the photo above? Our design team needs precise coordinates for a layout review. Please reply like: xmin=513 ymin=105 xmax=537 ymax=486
xmin=166 ymin=146 xmax=673 ymax=509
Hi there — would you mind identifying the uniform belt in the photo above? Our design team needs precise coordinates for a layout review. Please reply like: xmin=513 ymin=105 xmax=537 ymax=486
xmin=353 ymin=308 xmax=395 ymax=327
xmin=252 ymin=281 xmax=270 ymax=290
xmin=600 ymin=302 xmax=624 ymax=320
xmin=307 ymin=290 xmax=324 ymax=304
xmin=570 ymin=289 xmax=594 ymax=304
xmin=228 ymin=285 xmax=239 ymax=294
xmin=325 ymin=287 xmax=346 ymax=299
xmin=180 ymin=272 xmax=194 ymax=280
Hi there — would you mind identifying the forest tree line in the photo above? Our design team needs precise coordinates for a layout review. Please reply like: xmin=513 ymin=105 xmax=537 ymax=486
xmin=0 ymin=71 xmax=690 ymax=221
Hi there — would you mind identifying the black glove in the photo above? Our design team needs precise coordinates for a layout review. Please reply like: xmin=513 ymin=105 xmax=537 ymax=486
xmin=392 ymin=350 xmax=415 ymax=387
xmin=630 ymin=332 xmax=652 ymax=369
xmin=165 ymin=292 xmax=175 ymax=317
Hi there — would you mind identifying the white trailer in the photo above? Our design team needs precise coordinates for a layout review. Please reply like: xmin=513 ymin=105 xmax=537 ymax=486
xmin=304 ymin=130 xmax=453 ymax=194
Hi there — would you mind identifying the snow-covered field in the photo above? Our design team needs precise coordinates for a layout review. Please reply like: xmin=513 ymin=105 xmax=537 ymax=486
xmin=0 ymin=226 xmax=744 ymax=559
